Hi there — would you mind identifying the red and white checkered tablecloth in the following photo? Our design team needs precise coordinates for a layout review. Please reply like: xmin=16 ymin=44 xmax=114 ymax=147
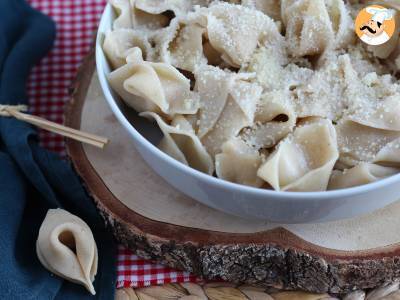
xmin=27 ymin=0 xmax=200 ymax=289
xmin=117 ymin=246 xmax=199 ymax=288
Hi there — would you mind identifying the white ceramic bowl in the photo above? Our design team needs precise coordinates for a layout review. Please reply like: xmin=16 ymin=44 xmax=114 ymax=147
xmin=96 ymin=4 xmax=400 ymax=224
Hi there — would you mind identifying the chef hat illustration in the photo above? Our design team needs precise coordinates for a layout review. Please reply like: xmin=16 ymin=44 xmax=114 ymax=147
xmin=366 ymin=7 xmax=394 ymax=24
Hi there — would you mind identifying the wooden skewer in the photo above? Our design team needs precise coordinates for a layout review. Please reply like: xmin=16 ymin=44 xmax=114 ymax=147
xmin=4 ymin=108 xmax=109 ymax=149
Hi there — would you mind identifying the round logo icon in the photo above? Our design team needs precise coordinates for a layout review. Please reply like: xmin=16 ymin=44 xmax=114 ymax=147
xmin=355 ymin=5 xmax=396 ymax=46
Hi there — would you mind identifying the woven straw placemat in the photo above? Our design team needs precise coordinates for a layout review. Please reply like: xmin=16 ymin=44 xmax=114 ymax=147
xmin=115 ymin=282 xmax=400 ymax=300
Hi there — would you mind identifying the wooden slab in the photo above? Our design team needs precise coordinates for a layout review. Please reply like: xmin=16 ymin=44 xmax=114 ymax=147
xmin=65 ymin=54 xmax=400 ymax=294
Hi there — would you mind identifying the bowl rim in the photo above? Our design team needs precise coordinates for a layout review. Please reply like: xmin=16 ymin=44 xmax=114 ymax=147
xmin=96 ymin=3 xmax=400 ymax=201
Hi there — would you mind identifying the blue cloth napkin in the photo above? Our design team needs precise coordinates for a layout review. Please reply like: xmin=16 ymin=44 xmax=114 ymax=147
xmin=0 ymin=1 xmax=117 ymax=299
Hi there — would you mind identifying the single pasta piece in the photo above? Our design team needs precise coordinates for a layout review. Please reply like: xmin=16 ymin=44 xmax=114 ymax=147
xmin=110 ymin=0 xmax=170 ymax=30
xmin=103 ymin=28 xmax=154 ymax=69
xmin=216 ymin=138 xmax=263 ymax=187
xmin=195 ymin=65 xmax=262 ymax=156
xmin=110 ymin=0 xmax=213 ymax=30
xmin=108 ymin=48 xmax=199 ymax=116
xmin=140 ymin=112 xmax=214 ymax=175
xmin=157 ymin=18 xmax=208 ymax=72
xmin=240 ymin=90 xmax=296 ymax=150
xmin=336 ymin=120 xmax=400 ymax=168
xmin=257 ymin=118 xmax=339 ymax=192
xmin=202 ymin=2 xmax=284 ymax=67
xmin=329 ymin=163 xmax=399 ymax=190
xmin=195 ymin=65 xmax=233 ymax=139
xmin=281 ymin=0 xmax=354 ymax=57
xmin=36 ymin=209 xmax=98 ymax=295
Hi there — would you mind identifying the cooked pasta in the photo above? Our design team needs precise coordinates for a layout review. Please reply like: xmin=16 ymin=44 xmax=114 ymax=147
xmin=216 ymin=138 xmax=264 ymax=187
xmin=281 ymin=0 xmax=354 ymax=57
xmin=141 ymin=112 xmax=214 ymax=174
xmin=257 ymin=118 xmax=339 ymax=191
xmin=103 ymin=28 xmax=154 ymax=69
xmin=105 ymin=0 xmax=400 ymax=191
xmin=108 ymin=48 xmax=199 ymax=115
xmin=329 ymin=163 xmax=399 ymax=189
